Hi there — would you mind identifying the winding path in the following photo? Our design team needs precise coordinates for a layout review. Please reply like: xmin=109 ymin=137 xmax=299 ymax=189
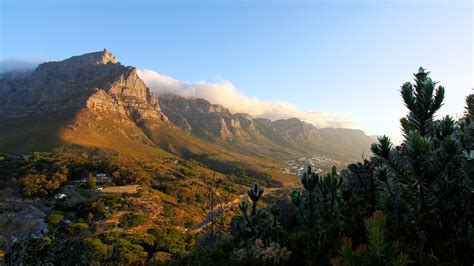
xmin=187 ymin=186 xmax=301 ymax=232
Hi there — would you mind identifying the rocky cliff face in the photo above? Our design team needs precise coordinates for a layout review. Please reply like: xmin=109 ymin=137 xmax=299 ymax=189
xmin=0 ymin=49 xmax=373 ymax=164
xmin=0 ymin=49 xmax=167 ymax=124
xmin=158 ymin=93 xmax=323 ymax=147
xmin=254 ymin=117 xmax=322 ymax=149
xmin=158 ymin=94 xmax=260 ymax=141
xmin=156 ymin=94 xmax=373 ymax=161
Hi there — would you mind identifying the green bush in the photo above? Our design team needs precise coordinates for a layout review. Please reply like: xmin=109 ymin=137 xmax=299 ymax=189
xmin=331 ymin=211 xmax=410 ymax=266
xmin=45 ymin=212 xmax=64 ymax=225
xmin=120 ymin=213 xmax=148 ymax=228
xmin=66 ymin=223 xmax=89 ymax=235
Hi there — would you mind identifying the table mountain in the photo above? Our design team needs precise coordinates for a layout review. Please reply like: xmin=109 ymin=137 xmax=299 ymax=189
xmin=0 ymin=49 xmax=166 ymax=122
xmin=0 ymin=49 xmax=374 ymax=183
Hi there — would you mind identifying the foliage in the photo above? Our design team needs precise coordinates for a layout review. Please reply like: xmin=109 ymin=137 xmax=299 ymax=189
xmin=331 ymin=211 xmax=410 ymax=266
xmin=151 ymin=251 xmax=172 ymax=265
xmin=4 ymin=68 xmax=473 ymax=265
xmin=65 ymin=222 xmax=89 ymax=235
xmin=371 ymin=68 xmax=472 ymax=263
xmin=191 ymin=68 xmax=473 ymax=265
xmin=87 ymin=172 xmax=97 ymax=189
xmin=45 ymin=212 xmax=64 ymax=225
xmin=9 ymin=226 xmax=195 ymax=265
xmin=150 ymin=227 xmax=195 ymax=257
xmin=82 ymin=237 xmax=111 ymax=263
xmin=232 ymin=238 xmax=292 ymax=265
xmin=120 ymin=213 xmax=149 ymax=228
xmin=341 ymin=158 xmax=381 ymax=212
xmin=21 ymin=172 xmax=67 ymax=197
xmin=248 ymin=183 xmax=264 ymax=216
xmin=221 ymin=167 xmax=346 ymax=265
xmin=460 ymin=94 xmax=474 ymax=179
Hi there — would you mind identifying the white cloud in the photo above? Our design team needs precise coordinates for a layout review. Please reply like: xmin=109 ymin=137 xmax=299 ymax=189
xmin=0 ymin=59 xmax=355 ymax=128
xmin=0 ymin=59 xmax=41 ymax=74
xmin=137 ymin=69 xmax=355 ymax=128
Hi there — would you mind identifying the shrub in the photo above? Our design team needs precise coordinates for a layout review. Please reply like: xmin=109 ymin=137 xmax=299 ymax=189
xmin=82 ymin=237 xmax=111 ymax=262
xmin=120 ymin=213 xmax=148 ymax=228
xmin=66 ymin=223 xmax=89 ymax=235
xmin=45 ymin=212 xmax=64 ymax=225
xmin=331 ymin=211 xmax=410 ymax=266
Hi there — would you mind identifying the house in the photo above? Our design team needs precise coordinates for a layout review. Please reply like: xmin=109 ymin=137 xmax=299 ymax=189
xmin=95 ymin=173 xmax=113 ymax=184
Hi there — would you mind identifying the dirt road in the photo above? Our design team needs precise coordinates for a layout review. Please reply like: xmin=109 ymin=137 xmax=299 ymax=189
xmin=187 ymin=185 xmax=301 ymax=232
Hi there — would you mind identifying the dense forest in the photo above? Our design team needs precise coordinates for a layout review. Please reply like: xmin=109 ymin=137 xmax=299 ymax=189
xmin=1 ymin=68 xmax=473 ymax=265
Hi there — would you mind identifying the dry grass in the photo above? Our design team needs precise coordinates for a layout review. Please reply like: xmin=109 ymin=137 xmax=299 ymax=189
xmin=100 ymin=185 xmax=139 ymax=194
xmin=154 ymin=190 xmax=178 ymax=206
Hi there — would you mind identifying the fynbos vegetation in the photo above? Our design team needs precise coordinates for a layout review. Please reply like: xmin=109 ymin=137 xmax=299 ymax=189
xmin=188 ymin=68 xmax=473 ymax=265
xmin=0 ymin=64 xmax=472 ymax=264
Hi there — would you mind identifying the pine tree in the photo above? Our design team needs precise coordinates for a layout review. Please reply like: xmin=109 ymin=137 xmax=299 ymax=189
xmin=292 ymin=165 xmax=318 ymax=229
xmin=235 ymin=184 xmax=264 ymax=235
xmin=460 ymin=94 xmax=474 ymax=178
xmin=317 ymin=166 xmax=343 ymax=221
xmin=247 ymin=183 xmax=264 ymax=217
xmin=371 ymin=68 xmax=471 ymax=263
xmin=301 ymin=165 xmax=318 ymax=191
xmin=399 ymin=67 xmax=445 ymax=138
xmin=269 ymin=204 xmax=280 ymax=228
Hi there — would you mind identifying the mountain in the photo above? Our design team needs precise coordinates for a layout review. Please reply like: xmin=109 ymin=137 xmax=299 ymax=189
xmin=158 ymin=94 xmax=262 ymax=141
xmin=0 ymin=50 xmax=296 ymax=185
xmin=0 ymin=49 xmax=164 ymax=121
xmin=0 ymin=49 xmax=171 ymax=156
xmin=0 ymin=50 xmax=374 ymax=185
xmin=158 ymin=94 xmax=374 ymax=162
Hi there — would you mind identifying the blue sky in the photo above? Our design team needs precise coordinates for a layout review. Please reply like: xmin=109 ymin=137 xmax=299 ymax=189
xmin=1 ymin=0 xmax=472 ymax=141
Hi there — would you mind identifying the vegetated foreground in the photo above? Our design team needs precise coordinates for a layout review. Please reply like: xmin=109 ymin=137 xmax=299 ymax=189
xmin=0 ymin=68 xmax=473 ymax=265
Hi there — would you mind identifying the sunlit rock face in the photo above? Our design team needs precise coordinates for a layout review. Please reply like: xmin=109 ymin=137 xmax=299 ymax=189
xmin=158 ymin=94 xmax=262 ymax=140
xmin=158 ymin=93 xmax=322 ymax=143
xmin=0 ymin=49 xmax=374 ymax=163
xmin=0 ymin=49 xmax=168 ymax=123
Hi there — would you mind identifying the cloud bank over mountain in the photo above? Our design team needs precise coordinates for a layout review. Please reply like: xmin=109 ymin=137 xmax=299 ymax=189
xmin=138 ymin=69 xmax=355 ymax=128
xmin=0 ymin=59 xmax=42 ymax=74
xmin=0 ymin=58 xmax=355 ymax=128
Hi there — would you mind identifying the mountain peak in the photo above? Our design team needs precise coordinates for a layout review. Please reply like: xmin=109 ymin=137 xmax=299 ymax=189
xmin=63 ymin=49 xmax=118 ymax=65
xmin=0 ymin=49 xmax=168 ymax=125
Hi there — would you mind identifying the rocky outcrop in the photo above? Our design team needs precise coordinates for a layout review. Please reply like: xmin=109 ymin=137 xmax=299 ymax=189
xmin=0 ymin=49 xmax=374 ymax=163
xmin=0 ymin=49 xmax=168 ymax=124
xmin=157 ymin=94 xmax=374 ymax=161
xmin=158 ymin=94 xmax=261 ymax=140
xmin=158 ymin=94 xmax=322 ymax=146
xmin=254 ymin=117 xmax=322 ymax=149
xmin=64 ymin=48 xmax=118 ymax=65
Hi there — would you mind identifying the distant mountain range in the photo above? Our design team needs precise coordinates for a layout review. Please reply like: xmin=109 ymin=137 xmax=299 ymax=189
xmin=0 ymin=50 xmax=374 ymax=184
xmin=158 ymin=94 xmax=373 ymax=162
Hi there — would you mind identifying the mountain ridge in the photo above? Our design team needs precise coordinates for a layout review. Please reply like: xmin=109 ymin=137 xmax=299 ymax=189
xmin=158 ymin=93 xmax=373 ymax=162
xmin=0 ymin=50 xmax=374 ymax=180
